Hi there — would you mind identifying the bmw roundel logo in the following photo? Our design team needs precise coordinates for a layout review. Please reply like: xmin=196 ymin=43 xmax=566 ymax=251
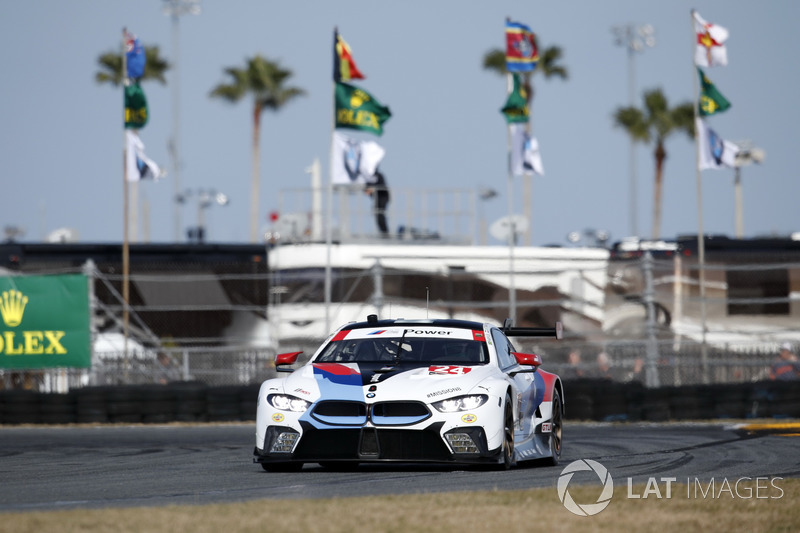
xmin=366 ymin=393 xmax=376 ymax=398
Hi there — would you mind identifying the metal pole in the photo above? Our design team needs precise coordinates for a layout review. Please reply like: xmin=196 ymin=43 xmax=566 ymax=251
xmin=163 ymin=1 xmax=201 ymax=241
xmin=690 ymin=10 xmax=709 ymax=384
xmin=642 ymin=251 xmax=660 ymax=388
xmin=505 ymin=73 xmax=516 ymax=323
xmin=372 ymin=260 xmax=384 ymax=317
xmin=121 ymin=28 xmax=130 ymax=381
xmin=626 ymin=28 xmax=638 ymax=238
xmin=170 ymin=10 xmax=182 ymax=241
xmin=613 ymin=23 xmax=655 ymax=238
xmin=734 ymin=166 xmax=743 ymax=238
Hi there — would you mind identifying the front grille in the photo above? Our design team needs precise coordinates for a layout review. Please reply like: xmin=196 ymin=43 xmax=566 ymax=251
xmin=371 ymin=401 xmax=431 ymax=426
xmin=311 ymin=401 xmax=368 ymax=426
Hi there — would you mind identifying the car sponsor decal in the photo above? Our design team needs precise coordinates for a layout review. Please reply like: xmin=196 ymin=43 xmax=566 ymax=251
xmin=428 ymin=365 xmax=472 ymax=375
xmin=272 ymin=413 xmax=285 ymax=423
xmin=341 ymin=327 xmax=477 ymax=340
xmin=311 ymin=363 xmax=364 ymax=402
xmin=539 ymin=370 xmax=556 ymax=400
xmin=313 ymin=363 xmax=360 ymax=377
xmin=426 ymin=386 xmax=462 ymax=398
xmin=472 ymin=330 xmax=485 ymax=341
xmin=541 ymin=422 xmax=552 ymax=433
xmin=461 ymin=414 xmax=477 ymax=423
xmin=331 ymin=330 xmax=349 ymax=341
xmin=533 ymin=371 xmax=546 ymax=407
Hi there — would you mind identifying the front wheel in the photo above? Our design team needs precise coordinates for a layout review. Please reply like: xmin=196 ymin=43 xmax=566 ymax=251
xmin=544 ymin=389 xmax=563 ymax=466
xmin=499 ymin=394 xmax=515 ymax=470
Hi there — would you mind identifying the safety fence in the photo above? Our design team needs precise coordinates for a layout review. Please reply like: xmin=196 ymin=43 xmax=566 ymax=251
xmin=1 ymin=379 xmax=798 ymax=426
xmin=1 ymin=255 xmax=798 ymax=391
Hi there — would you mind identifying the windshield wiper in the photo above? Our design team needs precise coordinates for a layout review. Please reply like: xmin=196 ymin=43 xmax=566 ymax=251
xmin=375 ymin=329 xmax=409 ymax=372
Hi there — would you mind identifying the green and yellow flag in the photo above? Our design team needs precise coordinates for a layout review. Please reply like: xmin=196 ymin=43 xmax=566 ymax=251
xmin=124 ymin=81 xmax=149 ymax=129
xmin=501 ymin=74 xmax=529 ymax=124
xmin=698 ymin=67 xmax=731 ymax=116
xmin=335 ymin=82 xmax=391 ymax=136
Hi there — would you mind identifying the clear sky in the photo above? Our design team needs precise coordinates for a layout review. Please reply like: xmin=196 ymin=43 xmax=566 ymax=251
xmin=1 ymin=0 xmax=797 ymax=246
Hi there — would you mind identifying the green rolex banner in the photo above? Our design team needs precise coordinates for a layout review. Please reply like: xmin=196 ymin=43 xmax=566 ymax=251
xmin=335 ymin=82 xmax=391 ymax=136
xmin=698 ymin=67 xmax=731 ymax=116
xmin=501 ymin=74 xmax=530 ymax=124
xmin=0 ymin=274 xmax=91 ymax=369
xmin=124 ymin=81 xmax=149 ymax=129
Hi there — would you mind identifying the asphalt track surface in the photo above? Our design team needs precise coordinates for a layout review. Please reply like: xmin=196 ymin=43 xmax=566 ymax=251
xmin=1 ymin=421 xmax=798 ymax=512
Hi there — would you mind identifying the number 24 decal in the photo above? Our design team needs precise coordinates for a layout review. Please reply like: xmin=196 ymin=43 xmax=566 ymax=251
xmin=429 ymin=365 xmax=472 ymax=375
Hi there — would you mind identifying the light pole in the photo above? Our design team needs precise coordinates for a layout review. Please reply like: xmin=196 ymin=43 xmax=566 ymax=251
xmin=612 ymin=23 xmax=655 ymax=239
xmin=177 ymin=188 xmax=229 ymax=243
xmin=162 ymin=0 xmax=201 ymax=242
xmin=732 ymin=141 xmax=765 ymax=238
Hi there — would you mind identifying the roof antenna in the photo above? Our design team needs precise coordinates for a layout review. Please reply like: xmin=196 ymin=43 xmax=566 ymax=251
xmin=426 ymin=287 xmax=429 ymax=318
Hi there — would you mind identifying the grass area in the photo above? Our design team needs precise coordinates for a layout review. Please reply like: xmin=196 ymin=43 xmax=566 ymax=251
xmin=3 ymin=478 xmax=798 ymax=533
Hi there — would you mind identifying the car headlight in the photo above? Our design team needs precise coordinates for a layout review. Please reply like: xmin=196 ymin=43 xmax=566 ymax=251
xmin=267 ymin=394 xmax=311 ymax=412
xmin=432 ymin=394 xmax=488 ymax=413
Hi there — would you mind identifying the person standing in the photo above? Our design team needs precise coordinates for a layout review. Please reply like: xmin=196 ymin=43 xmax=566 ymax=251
xmin=770 ymin=343 xmax=800 ymax=381
xmin=365 ymin=170 xmax=390 ymax=237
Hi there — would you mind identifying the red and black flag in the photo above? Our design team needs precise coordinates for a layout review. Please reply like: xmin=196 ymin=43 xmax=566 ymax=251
xmin=333 ymin=28 xmax=365 ymax=82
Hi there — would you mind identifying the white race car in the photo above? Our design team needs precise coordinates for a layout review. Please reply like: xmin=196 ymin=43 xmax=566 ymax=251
xmin=254 ymin=315 xmax=564 ymax=471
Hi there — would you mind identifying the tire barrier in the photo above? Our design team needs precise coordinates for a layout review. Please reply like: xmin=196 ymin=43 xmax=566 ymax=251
xmin=0 ymin=382 xmax=262 ymax=425
xmin=1 ymin=381 xmax=799 ymax=425
xmin=561 ymin=379 xmax=800 ymax=422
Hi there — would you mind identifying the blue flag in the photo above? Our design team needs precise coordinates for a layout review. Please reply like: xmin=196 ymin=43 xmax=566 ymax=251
xmin=125 ymin=31 xmax=145 ymax=80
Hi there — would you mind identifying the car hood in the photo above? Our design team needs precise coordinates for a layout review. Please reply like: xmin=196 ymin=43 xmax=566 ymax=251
xmin=277 ymin=362 xmax=496 ymax=403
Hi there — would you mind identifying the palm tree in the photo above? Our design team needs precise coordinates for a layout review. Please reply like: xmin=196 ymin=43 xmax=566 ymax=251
xmin=614 ymin=88 xmax=694 ymax=240
xmin=482 ymin=40 xmax=568 ymax=102
xmin=210 ymin=55 xmax=305 ymax=242
xmin=95 ymin=46 xmax=170 ymax=86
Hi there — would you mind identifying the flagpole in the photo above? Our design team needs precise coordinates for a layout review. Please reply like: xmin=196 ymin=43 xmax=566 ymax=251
xmin=690 ymin=10 xmax=709 ymax=384
xmin=523 ymin=71 xmax=532 ymax=247
xmin=325 ymin=28 xmax=337 ymax=333
xmin=121 ymin=28 xmax=131 ymax=380
xmin=505 ymin=72 xmax=517 ymax=324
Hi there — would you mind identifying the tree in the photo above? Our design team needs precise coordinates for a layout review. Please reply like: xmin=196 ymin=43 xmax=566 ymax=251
xmin=95 ymin=46 xmax=170 ymax=86
xmin=210 ymin=55 xmax=305 ymax=243
xmin=614 ymin=88 xmax=694 ymax=240
xmin=482 ymin=40 xmax=568 ymax=103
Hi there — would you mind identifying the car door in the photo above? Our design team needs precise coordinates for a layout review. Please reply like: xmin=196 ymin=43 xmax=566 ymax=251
xmin=490 ymin=328 xmax=538 ymax=436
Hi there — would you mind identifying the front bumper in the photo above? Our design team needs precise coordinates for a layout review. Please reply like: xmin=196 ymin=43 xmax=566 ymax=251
xmin=253 ymin=421 xmax=501 ymax=465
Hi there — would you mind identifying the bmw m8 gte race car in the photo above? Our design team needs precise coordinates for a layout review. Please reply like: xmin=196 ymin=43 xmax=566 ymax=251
xmin=254 ymin=315 xmax=564 ymax=471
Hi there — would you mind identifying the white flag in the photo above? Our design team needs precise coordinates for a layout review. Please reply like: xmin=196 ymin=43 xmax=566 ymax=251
xmin=510 ymin=123 xmax=544 ymax=176
xmin=693 ymin=11 xmax=729 ymax=67
xmin=696 ymin=118 xmax=739 ymax=170
xmin=331 ymin=132 xmax=385 ymax=185
xmin=126 ymin=130 xmax=163 ymax=182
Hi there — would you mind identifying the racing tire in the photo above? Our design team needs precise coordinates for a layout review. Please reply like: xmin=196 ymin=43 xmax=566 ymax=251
xmin=499 ymin=394 xmax=515 ymax=470
xmin=544 ymin=389 xmax=563 ymax=466
xmin=261 ymin=462 xmax=304 ymax=472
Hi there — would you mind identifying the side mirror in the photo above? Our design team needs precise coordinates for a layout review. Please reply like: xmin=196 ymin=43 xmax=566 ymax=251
xmin=511 ymin=352 xmax=542 ymax=373
xmin=276 ymin=351 xmax=302 ymax=372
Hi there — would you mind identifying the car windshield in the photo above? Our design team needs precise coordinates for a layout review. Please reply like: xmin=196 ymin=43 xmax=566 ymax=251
xmin=315 ymin=337 xmax=488 ymax=365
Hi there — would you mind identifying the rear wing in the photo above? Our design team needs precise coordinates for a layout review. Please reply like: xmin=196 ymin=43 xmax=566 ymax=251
xmin=501 ymin=320 xmax=563 ymax=340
